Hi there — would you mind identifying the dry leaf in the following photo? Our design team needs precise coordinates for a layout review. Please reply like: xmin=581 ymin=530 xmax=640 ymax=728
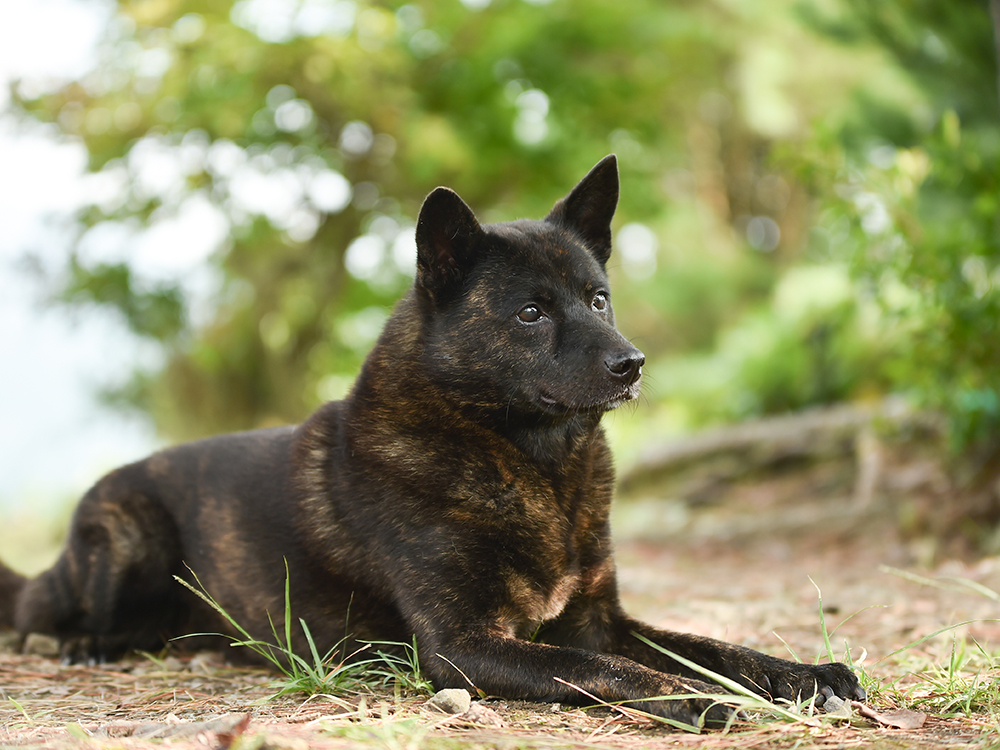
xmin=853 ymin=701 xmax=927 ymax=729
xmin=215 ymin=713 xmax=252 ymax=749
xmin=124 ymin=713 xmax=252 ymax=739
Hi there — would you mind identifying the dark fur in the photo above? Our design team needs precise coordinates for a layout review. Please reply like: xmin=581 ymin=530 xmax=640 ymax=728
xmin=0 ymin=157 xmax=863 ymax=727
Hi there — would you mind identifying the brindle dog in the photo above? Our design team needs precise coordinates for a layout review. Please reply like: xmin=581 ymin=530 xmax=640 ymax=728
xmin=0 ymin=156 xmax=864 ymax=727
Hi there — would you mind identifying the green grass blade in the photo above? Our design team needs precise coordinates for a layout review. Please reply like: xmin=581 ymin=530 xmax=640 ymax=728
xmin=300 ymin=617 xmax=324 ymax=674
xmin=771 ymin=631 xmax=801 ymax=663
xmin=808 ymin=577 xmax=836 ymax=664
xmin=7 ymin=697 xmax=33 ymax=724
xmin=283 ymin=558 xmax=294 ymax=673
xmin=876 ymin=619 xmax=1000 ymax=664
xmin=632 ymin=633 xmax=822 ymax=726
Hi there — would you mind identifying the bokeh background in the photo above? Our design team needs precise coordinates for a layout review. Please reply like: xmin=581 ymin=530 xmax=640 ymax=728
xmin=2 ymin=0 xmax=999 ymax=572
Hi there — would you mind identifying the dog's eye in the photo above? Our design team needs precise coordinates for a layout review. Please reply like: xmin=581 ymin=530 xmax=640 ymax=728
xmin=592 ymin=293 xmax=609 ymax=312
xmin=517 ymin=304 xmax=544 ymax=323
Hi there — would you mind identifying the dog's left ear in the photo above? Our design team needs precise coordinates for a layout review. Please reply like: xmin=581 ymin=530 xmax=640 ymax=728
xmin=415 ymin=186 xmax=484 ymax=305
xmin=546 ymin=154 xmax=619 ymax=265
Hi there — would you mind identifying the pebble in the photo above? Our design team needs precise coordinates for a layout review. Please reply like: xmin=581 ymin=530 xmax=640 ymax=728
xmin=822 ymin=695 xmax=853 ymax=718
xmin=822 ymin=695 xmax=844 ymax=711
xmin=427 ymin=688 xmax=472 ymax=714
xmin=23 ymin=633 xmax=60 ymax=658
xmin=188 ymin=651 xmax=224 ymax=673
xmin=161 ymin=656 xmax=185 ymax=672
xmin=464 ymin=702 xmax=504 ymax=727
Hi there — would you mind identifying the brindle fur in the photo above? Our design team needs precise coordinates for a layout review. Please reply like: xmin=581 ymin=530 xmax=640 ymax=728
xmin=0 ymin=157 xmax=864 ymax=727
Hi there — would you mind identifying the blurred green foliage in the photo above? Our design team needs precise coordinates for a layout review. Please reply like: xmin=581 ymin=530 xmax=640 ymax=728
xmin=659 ymin=265 xmax=895 ymax=426
xmin=10 ymin=0 xmax=1000 ymax=461
xmin=796 ymin=0 xmax=1000 ymax=452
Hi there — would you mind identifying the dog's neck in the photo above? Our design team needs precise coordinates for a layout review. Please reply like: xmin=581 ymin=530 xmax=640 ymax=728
xmin=500 ymin=412 xmax=605 ymax=470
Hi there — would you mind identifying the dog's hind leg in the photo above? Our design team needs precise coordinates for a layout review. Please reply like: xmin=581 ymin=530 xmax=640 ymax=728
xmin=15 ymin=469 xmax=188 ymax=663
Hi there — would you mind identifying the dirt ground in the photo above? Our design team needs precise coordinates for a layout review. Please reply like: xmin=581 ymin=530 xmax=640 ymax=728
xmin=3 ymin=454 xmax=1000 ymax=749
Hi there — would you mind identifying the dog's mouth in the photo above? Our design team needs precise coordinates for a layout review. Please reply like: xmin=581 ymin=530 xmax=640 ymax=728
xmin=599 ymin=381 xmax=643 ymax=410
xmin=536 ymin=380 xmax=641 ymax=414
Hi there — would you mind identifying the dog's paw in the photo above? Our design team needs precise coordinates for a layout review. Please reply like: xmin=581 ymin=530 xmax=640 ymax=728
xmin=56 ymin=634 xmax=131 ymax=666
xmin=629 ymin=678 xmax=742 ymax=730
xmin=57 ymin=636 xmax=101 ymax=666
xmin=746 ymin=659 xmax=865 ymax=706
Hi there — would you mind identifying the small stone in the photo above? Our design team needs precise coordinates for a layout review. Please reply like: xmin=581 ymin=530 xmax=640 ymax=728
xmin=0 ymin=631 xmax=23 ymax=654
xmin=822 ymin=695 xmax=852 ymax=719
xmin=822 ymin=695 xmax=844 ymax=712
xmin=463 ymin=702 xmax=504 ymax=727
xmin=188 ymin=651 xmax=223 ymax=673
xmin=145 ymin=656 xmax=181 ymax=672
xmin=427 ymin=688 xmax=472 ymax=715
xmin=23 ymin=633 xmax=60 ymax=658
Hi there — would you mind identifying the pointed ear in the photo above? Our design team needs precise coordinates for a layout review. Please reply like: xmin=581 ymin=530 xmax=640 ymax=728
xmin=414 ymin=187 xmax=483 ymax=304
xmin=546 ymin=155 xmax=619 ymax=265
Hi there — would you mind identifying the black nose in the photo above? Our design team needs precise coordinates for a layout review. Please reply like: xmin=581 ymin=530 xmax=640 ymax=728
xmin=606 ymin=348 xmax=645 ymax=385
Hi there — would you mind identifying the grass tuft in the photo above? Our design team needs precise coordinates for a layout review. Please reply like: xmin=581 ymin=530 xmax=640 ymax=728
xmin=172 ymin=563 xmax=432 ymax=700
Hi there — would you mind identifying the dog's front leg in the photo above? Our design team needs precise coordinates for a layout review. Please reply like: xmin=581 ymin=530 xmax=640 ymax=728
xmin=425 ymin=628 xmax=736 ymax=727
xmin=608 ymin=616 xmax=866 ymax=707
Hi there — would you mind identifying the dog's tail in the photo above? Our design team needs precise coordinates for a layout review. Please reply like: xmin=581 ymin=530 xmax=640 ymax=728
xmin=0 ymin=560 xmax=27 ymax=629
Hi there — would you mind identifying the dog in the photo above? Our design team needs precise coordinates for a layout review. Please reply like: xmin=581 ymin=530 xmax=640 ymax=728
xmin=0 ymin=156 xmax=864 ymax=727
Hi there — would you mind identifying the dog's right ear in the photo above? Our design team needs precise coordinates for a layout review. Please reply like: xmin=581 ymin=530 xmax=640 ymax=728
xmin=415 ymin=187 xmax=483 ymax=304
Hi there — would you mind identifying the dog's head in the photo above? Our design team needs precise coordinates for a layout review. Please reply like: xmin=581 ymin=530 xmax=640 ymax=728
xmin=412 ymin=155 xmax=644 ymax=421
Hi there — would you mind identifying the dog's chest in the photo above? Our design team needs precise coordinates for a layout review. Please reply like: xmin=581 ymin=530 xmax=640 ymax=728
xmin=502 ymin=570 xmax=580 ymax=638
xmin=538 ymin=572 xmax=578 ymax=621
